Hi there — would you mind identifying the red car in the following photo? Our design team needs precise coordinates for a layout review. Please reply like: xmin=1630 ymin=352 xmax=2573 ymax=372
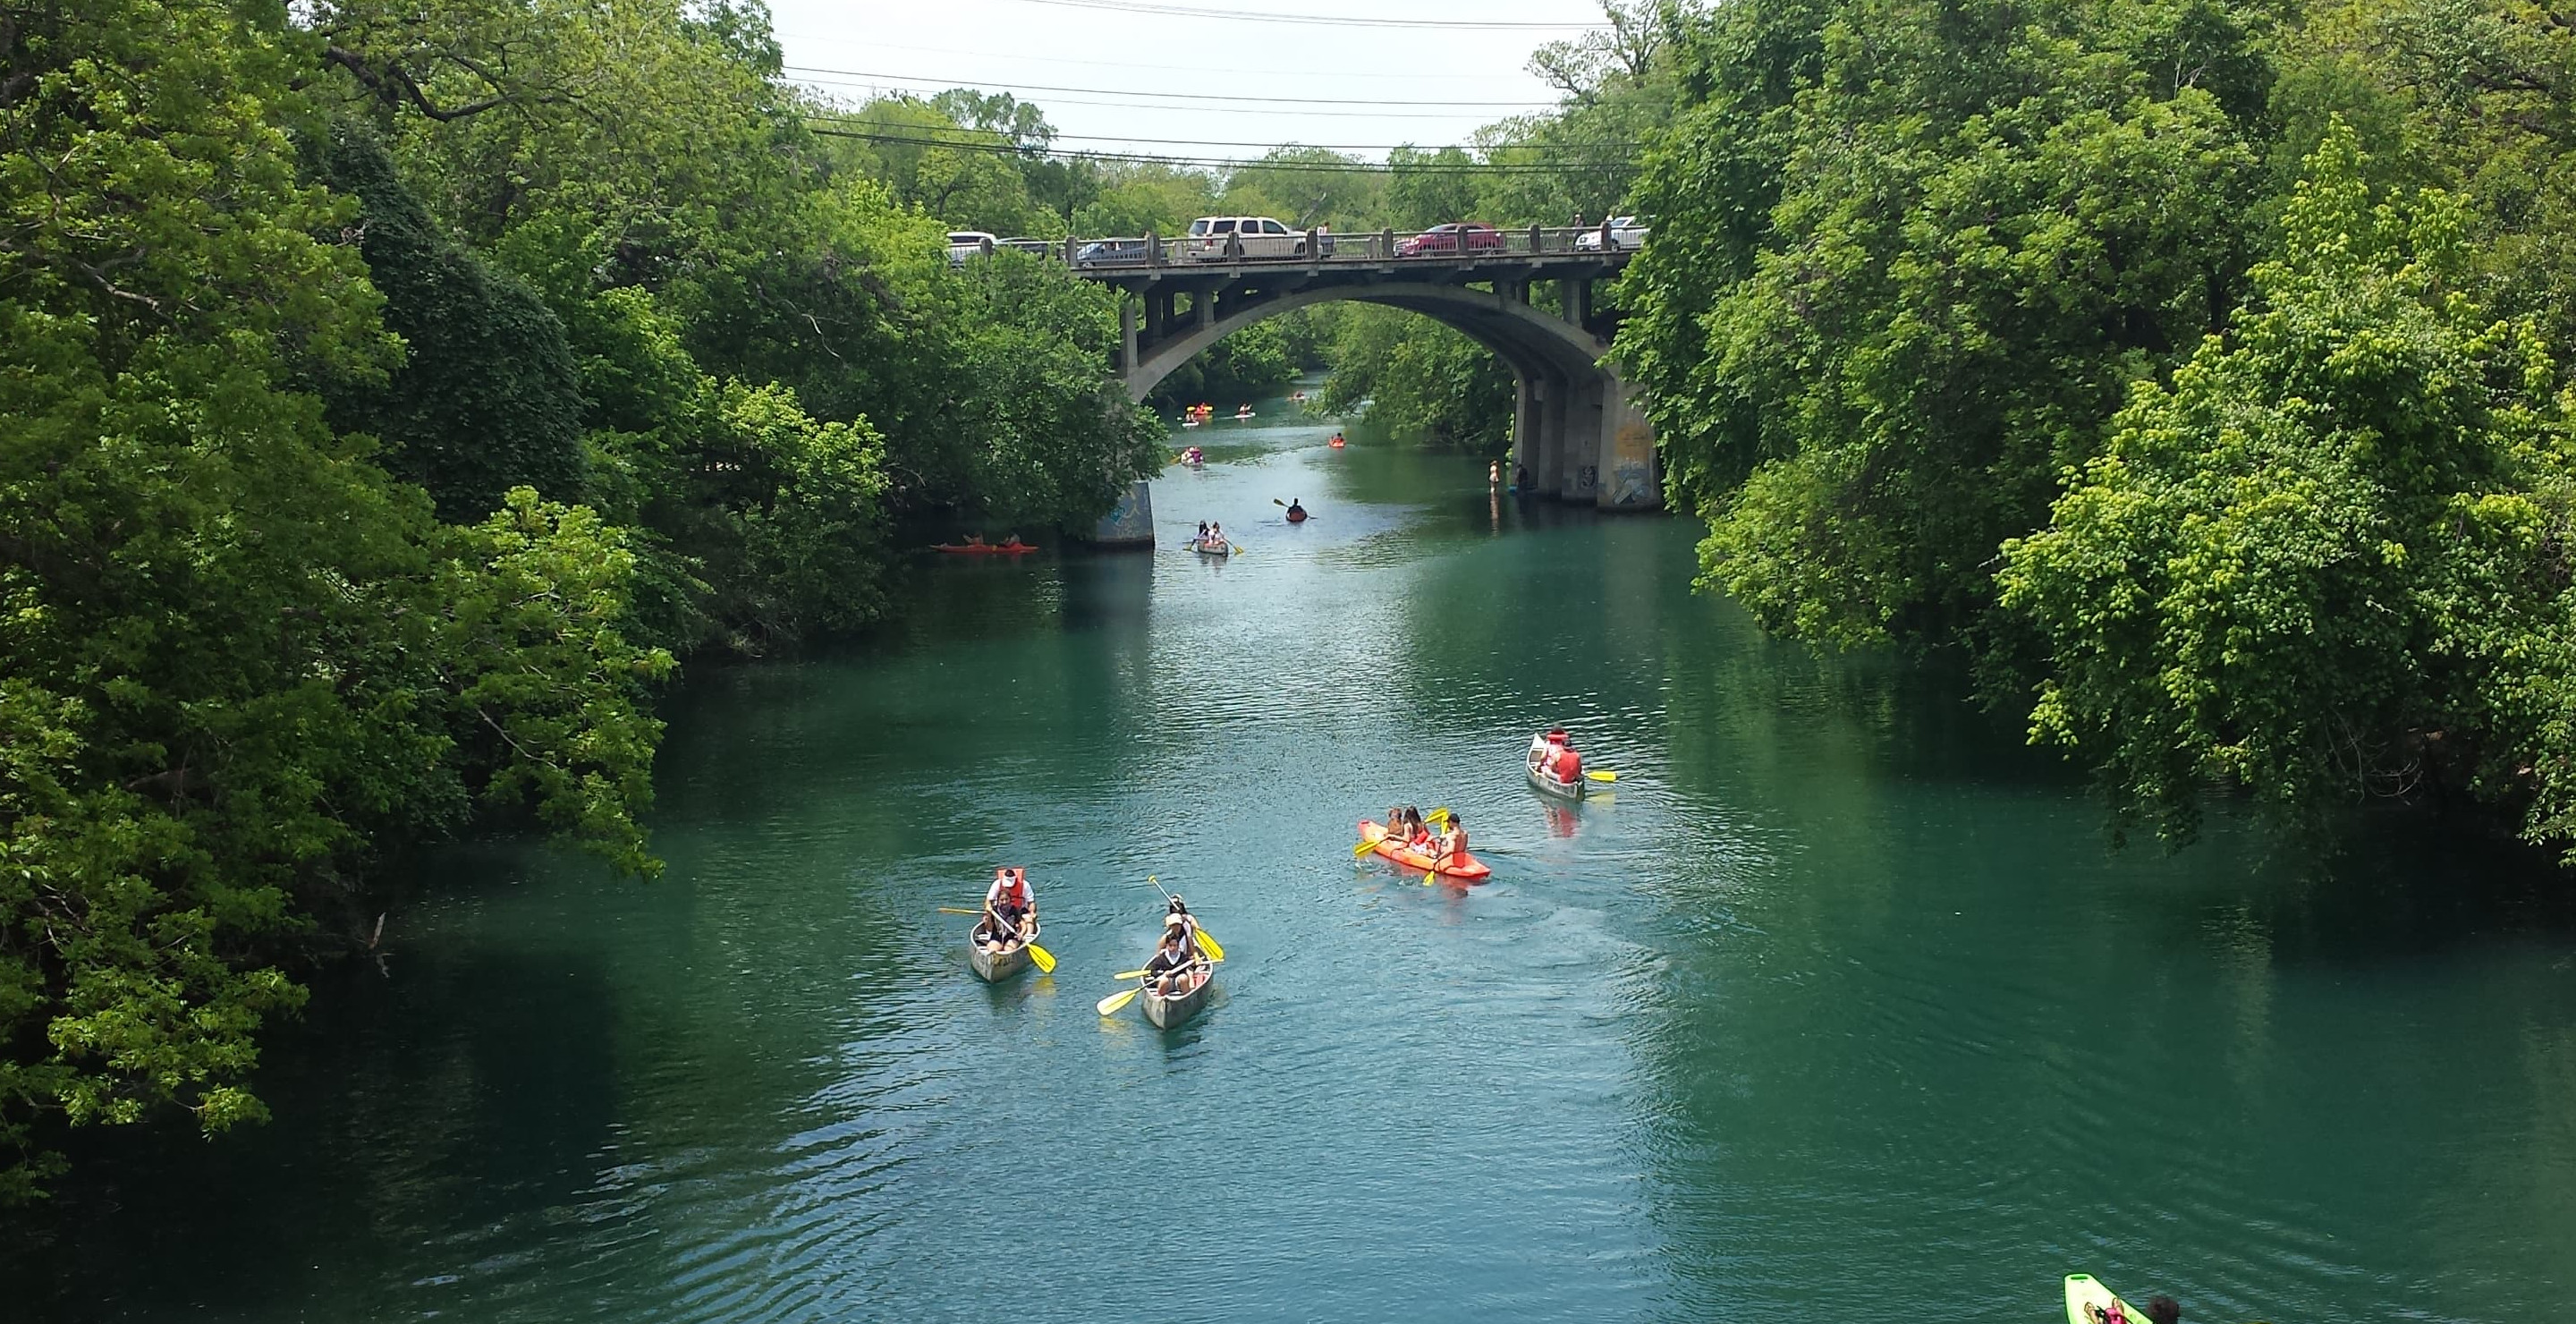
xmin=1396 ymin=223 xmax=1506 ymax=257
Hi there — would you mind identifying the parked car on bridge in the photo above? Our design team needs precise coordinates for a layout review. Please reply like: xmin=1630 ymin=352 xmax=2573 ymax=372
xmin=1397 ymin=222 xmax=1506 ymax=257
xmin=1574 ymin=216 xmax=1649 ymax=252
xmin=1183 ymin=216 xmax=1326 ymax=261
xmin=997 ymin=237 xmax=1055 ymax=258
xmin=1074 ymin=238 xmax=1154 ymax=268
xmin=946 ymin=231 xmax=997 ymax=265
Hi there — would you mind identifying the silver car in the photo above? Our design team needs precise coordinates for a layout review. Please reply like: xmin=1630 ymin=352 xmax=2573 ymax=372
xmin=1574 ymin=216 xmax=1648 ymax=252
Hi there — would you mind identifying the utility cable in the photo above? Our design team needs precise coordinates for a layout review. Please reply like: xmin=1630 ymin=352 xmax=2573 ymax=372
xmin=784 ymin=64 xmax=1559 ymax=107
xmin=801 ymin=114 xmax=1640 ymax=154
xmin=805 ymin=125 xmax=1634 ymax=174
xmin=996 ymin=0 xmax=1609 ymax=27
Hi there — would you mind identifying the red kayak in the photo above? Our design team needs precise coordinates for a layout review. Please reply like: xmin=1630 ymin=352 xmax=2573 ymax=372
xmin=1356 ymin=820 xmax=1491 ymax=880
xmin=934 ymin=542 xmax=1038 ymax=555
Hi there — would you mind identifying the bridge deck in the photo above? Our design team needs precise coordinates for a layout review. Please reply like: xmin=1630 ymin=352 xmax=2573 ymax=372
xmin=1063 ymin=225 xmax=1634 ymax=288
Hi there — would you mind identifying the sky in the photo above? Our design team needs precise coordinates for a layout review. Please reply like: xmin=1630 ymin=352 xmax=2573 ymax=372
xmin=764 ymin=0 xmax=1614 ymax=165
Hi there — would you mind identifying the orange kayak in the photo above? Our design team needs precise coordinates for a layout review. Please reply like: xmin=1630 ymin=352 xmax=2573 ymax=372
xmin=935 ymin=542 xmax=1038 ymax=555
xmin=1357 ymin=820 xmax=1491 ymax=880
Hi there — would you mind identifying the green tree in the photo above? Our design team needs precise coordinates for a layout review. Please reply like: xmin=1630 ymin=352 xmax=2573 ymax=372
xmin=1998 ymin=123 xmax=2576 ymax=853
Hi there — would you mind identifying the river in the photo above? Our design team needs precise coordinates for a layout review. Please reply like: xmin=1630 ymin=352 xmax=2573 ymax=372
xmin=9 ymin=388 xmax=2576 ymax=1322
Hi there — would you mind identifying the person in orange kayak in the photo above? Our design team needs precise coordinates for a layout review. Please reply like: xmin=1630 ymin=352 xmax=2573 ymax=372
xmin=1433 ymin=813 xmax=1468 ymax=867
xmin=979 ymin=867 xmax=1033 ymax=947
xmin=1405 ymin=806 xmax=1434 ymax=849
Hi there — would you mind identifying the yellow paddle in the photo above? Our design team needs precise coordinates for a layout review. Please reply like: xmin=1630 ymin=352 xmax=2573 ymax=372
xmin=1114 ymin=956 xmax=1222 ymax=980
xmin=1024 ymin=941 xmax=1056 ymax=973
xmin=1586 ymin=769 xmax=1617 ymax=782
xmin=1097 ymin=986 xmax=1140 ymax=1016
xmin=1144 ymin=875 xmax=1225 ymax=960
xmin=937 ymin=907 xmax=981 ymax=915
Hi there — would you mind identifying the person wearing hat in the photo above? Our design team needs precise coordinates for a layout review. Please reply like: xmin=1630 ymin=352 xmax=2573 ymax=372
xmin=1549 ymin=736 xmax=1584 ymax=786
xmin=1164 ymin=895 xmax=1199 ymax=954
xmin=1530 ymin=727 xmax=1572 ymax=782
xmin=979 ymin=867 xmax=1033 ymax=949
xmin=1141 ymin=921 xmax=1199 ymax=997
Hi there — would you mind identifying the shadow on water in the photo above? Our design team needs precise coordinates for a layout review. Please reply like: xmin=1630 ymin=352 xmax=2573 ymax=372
xmin=8 ymin=936 xmax=624 ymax=1320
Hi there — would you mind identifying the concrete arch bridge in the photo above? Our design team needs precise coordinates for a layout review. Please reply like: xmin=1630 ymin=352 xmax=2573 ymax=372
xmin=1069 ymin=227 xmax=1658 ymax=520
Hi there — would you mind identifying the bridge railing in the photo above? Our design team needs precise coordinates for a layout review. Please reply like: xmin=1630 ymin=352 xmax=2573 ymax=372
xmin=1062 ymin=223 xmax=1642 ymax=270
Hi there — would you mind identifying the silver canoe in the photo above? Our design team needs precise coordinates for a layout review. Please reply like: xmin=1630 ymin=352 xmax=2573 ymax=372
xmin=969 ymin=920 xmax=1038 ymax=982
xmin=1189 ymin=539 xmax=1233 ymax=557
xmin=1526 ymin=759 xmax=1588 ymax=799
xmin=1143 ymin=964 xmax=1213 ymax=1029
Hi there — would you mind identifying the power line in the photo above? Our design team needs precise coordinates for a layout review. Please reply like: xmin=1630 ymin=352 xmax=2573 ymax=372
xmin=802 ymin=114 xmax=1642 ymax=155
xmin=999 ymin=0 xmax=1608 ymax=29
xmin=833 ymin=38 xmax=1554 ymax=81
xmin=792 ymin=74 xmax=1512 ymax=120
xmin=805 ymin=126 xmax=1631 ymax=174
xmin=784 ymin=64 xmax=1558 ymax=107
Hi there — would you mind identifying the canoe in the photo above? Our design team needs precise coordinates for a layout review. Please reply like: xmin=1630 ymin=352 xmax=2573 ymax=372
xmin=935 ymin=542 xmax=1037 ymax=555
xmin=1357 ymin=819 xmax=1492 ymax=880
xmin=2064 ymin=1275 xmax=2141 ymax=1324
xmin=1285 ymin=511 xmax=1308 ymax=523
xmin=1526 ymin=759 xmax=1587 ymax=799
xmin=969 ymin=919 xmax=1038 ymax=982
xmin=1190 ymin=539 xmax=1233 ymax=556
xmin=1143 ymin=963 xmax=1212 ymax=1029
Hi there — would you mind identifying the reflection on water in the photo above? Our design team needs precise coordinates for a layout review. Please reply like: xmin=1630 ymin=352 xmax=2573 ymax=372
xmin=7 ymin=389 xmax=2575 ymax=1323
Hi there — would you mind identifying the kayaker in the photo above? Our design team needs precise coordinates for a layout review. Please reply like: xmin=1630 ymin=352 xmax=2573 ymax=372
xmin=1285 ymin=498 xmax=1306 ymax=521
xmin=1142 ymin=922 xmax=1198 ymax=996
xmin=980 ymin=867 xmax=1033 ymax=946
xmin=1196 ymin=520 xmax=1209 ymax=543
xmin=1434 ymin=813 xmax=1468 ymax=867
xmin=1405 ymin=806 xmax=1434 ymax=849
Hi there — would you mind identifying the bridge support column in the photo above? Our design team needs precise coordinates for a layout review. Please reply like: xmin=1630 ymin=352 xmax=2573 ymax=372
xmin=1120 ymin=298 xmax=1139 ymax=378
xmin=1563 ymin=374 xmax=1603 ymax=503
xmin=1088 ymin=480 xmax=1157 ymax=547
xmin=1512 ymin=372 xmax=1543 ymax=488
xmin=1535 ymin=371 xmax=1568 ymax=496
xmin=1597 ymin=378 xmax=1661 ymax=511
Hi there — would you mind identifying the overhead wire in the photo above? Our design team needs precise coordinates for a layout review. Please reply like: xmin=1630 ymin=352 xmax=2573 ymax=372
xmin=995 ymin=0 xmax=1610 ymax=27
xmin=822 ymin=38 xmax=1556 ymax=81
xmin=804 ymin=125 xmax=1632 ymax=174
xmin=801 ymin=113 xmax=1636 ymax=154
xmin=791 ymin=74 xmax=1513 ymax=120
xmin=782 ymin=64 xmax=1559 ymax=108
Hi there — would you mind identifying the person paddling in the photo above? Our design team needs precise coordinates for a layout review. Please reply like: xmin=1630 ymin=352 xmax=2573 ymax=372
xmin=1285 ymin=498 xmax=1306 ymax=522
xmin=978 ymin=867 xmax=1034 ymax=948
xmin=1540 ymin=735 xmax=1583 ymax=787
xmin=1141 ymin=921 xmax=1199 ymax=997
xmin=1434 ymin=813 xmax=1468 ymax=870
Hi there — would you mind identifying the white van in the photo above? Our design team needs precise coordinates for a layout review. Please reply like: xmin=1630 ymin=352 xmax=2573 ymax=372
xmin=1182 ymin=216 xmax=1311 ymax=261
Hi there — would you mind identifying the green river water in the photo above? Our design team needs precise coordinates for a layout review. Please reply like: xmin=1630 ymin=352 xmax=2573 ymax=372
xmin=8 ymin=389 xmax=2576 ymax=1322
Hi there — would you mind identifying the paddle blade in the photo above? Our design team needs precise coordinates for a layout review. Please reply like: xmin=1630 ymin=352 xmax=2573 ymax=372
xmin=1026 ymin=943 xmax=1056 ymax=974
xmin=1113 ymin=968 xmax=1150 ymax=980
xmin=937 ymin=907 xmax=983 ymax=915
xmin=1586 ymin=769 xmax=1618 ymax=782
xmin=1096 ymin=988 xmax=1140 ymax=1016
xmin=1427 ymin=807 xmax=1452 ymax=828
xmin=1352 ymin=837 xmax=1378 ymax=858
xmin=1193 ymin=928 xmax=1225 ymax=962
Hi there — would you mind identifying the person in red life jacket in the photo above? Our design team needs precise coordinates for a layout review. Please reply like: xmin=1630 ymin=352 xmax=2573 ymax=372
xmin=1551 ymin=738 xmax=1584 ymax=786
xmin=1405 ymin=806 xmax=1434 ymax=850
xmin=1530 ymin=727 xmax=1572 ymax=782
xmin=978 ymin=867 xmax=1033 ymax=949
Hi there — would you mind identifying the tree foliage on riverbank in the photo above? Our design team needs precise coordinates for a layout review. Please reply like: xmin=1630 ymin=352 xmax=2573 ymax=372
xmin=0 ymin=0 xmax=1157 ymax=1198
xmin=1617 ymin=0 xmax=2576 ymax=856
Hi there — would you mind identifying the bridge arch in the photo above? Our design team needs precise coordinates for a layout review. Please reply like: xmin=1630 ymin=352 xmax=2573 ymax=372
xmin=1085 ymin=248 xmax=1659 ymax=512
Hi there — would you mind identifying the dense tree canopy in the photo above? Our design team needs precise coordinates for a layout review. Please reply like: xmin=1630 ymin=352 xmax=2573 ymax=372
xmin=0 ymin=0 xmax=1161 ymax=1197
xmin=1616 ymin=0 xmax=2576 ymax=857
